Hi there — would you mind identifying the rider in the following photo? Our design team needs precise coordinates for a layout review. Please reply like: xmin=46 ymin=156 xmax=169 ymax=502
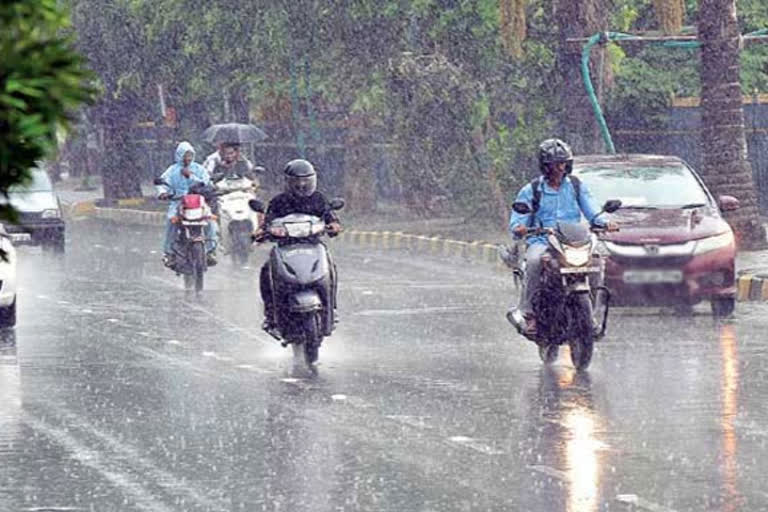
xmin=211 ymin=143 xmax=256 ymax=181
xmin=157 ymin=141 xmax=219 ymax=267
xmin=255 ymin=159 xmax=342 ymax=335
xmin=508 ymin=138 xmax=617 ymax=334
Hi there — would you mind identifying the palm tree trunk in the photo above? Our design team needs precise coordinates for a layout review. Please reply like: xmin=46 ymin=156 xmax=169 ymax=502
xmin=699 ymin=0 xmax=766 ymax=249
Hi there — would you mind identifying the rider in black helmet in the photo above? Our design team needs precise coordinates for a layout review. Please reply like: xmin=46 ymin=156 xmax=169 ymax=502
xmin=256 ymin=159 xmax=342 ymax=335
xmin=507 ymin=138 xmax=617 ymax=335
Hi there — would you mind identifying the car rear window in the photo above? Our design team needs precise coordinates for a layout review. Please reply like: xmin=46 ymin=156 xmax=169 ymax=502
xmin=9 ymin=169 xmax=53 ymax=193
xmin=574 ymin=164 xmax=710 ymax=208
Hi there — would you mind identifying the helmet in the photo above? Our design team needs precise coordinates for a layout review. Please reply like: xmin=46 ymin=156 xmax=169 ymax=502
xmin=283 ymin=159 xmax=317 ymax=197
xmin=538 ymin=138 xmax=573 ymax=174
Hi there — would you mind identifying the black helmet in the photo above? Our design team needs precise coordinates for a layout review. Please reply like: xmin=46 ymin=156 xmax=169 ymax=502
xmin=538 ymin=138 xmax=573 ymax=174
xmin=283 ymin=159 xmax=317 ymax=197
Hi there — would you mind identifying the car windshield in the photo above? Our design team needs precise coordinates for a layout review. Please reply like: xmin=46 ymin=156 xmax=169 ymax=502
xmin=9 ymin=169 xmax=53 ymax=193
xmin=574 ymin=164 xmax=710 ymax=208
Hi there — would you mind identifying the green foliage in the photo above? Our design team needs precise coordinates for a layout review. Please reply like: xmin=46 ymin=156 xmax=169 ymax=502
xmin=0 ymin=0 xmax=93 ymax=221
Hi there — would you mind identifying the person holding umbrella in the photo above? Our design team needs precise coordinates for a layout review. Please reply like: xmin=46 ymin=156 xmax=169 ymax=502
xmin=201 ymin=122 xmax=266 ymax=174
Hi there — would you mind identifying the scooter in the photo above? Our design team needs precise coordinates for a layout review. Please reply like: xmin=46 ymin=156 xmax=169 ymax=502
xmin=505 ymin=199 xmax=621 ymax=370
xmin=154 ymin=178 xmax=216 ymax=292
xmin=249 ymin=198 xmax=344 ymax=368
xmin=214 ymin=174 xmax=261 ymax=265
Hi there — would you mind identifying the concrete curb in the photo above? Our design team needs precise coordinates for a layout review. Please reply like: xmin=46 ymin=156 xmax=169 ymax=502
xmin=736 ymin=272 xmax=768 ymax=301
xmin=70 ymin=202 xmax=506 ymax=269
xmin=69 ymin=203 xmax=768 ymax=302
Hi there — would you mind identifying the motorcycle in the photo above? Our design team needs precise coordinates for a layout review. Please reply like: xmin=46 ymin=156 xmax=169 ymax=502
xmin=248 ymin=198 xmax=344 ymax=368
xmin=505 ymin=199 xmax=621 ymax=370
xmin=154 ymin=178 xmax=216 ymax=292
xmin=213 ymin=173 xmax=262 ymax=265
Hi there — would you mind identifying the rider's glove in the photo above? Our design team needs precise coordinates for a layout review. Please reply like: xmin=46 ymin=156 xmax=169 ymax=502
xmin=326 ymin=222 xmax=343 ymax=237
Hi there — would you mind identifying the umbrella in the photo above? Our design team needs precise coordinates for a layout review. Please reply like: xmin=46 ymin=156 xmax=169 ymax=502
xmin=202 ymin=123 xmax=268 ymax=144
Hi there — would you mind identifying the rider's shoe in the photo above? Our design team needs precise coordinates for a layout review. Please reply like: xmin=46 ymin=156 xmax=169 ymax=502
xmin=206 ymin=251 xmax=218 ymax=267
xmin=262 ymin=319 xmax=282 ymax=340
xmin=162 ymin=253 xmax=176 ymax=269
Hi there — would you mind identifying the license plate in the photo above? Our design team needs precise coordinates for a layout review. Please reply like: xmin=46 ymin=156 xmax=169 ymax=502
xmin=10 ymin=233 xmax=31 ymax=243
xmin=561 ymin=266 xmax=601 ymax=274
xmin=623 ymin=269 xmax=683 ymax=284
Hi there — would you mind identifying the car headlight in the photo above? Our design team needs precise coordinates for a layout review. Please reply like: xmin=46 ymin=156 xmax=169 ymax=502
xmin=41 ymin=209 xmax=60 ymax=219
xmin=693 ymin=231 xmax=734 ymax=255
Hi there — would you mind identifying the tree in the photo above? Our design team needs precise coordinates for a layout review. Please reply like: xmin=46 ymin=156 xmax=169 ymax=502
xmin=0 ymin=0 xmax=93 ymax=221
xmin=699 ymin=0 xmax=766 ymax=248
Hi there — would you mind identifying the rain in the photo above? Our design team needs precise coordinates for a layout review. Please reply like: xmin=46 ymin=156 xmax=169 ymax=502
xmin=2 ymin=1 xmax=768 ymax=511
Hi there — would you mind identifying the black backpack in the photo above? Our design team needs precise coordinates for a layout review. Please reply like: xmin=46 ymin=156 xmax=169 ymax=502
xmin=528 ymin=175 xmax=582 ymax=227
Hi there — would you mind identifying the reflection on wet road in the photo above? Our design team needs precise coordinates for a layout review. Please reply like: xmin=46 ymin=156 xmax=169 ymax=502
xmin=1 ymin=219 xmax=768 ymax=511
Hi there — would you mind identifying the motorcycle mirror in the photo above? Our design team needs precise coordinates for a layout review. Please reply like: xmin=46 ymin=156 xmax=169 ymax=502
xmin=153 ymin=177 xmax=167 ymax=186
xmin=329 ymin=198 xmax=345 ymax=211
xmin=512 ymin=202 xmax=531 ymax=215
xmin=603 ymin=199 xmax=622 ymax=213
xmin=248 ymin=199 xmax=265 ymax=213
xmin=253 ymin=166 xmax=266 ymax=174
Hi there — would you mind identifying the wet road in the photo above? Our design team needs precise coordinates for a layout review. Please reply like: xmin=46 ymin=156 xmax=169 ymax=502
xmin=2 ymin=219 xmax=768 ymax=511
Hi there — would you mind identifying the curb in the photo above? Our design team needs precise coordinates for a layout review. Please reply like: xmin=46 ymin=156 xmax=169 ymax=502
xmin=70 ymin=203 xmax=505 ymax=269
xmin=71 ymin=204 xmax=768 ymax=301
xmin=736 ymin=273 xmax=768 ymax=301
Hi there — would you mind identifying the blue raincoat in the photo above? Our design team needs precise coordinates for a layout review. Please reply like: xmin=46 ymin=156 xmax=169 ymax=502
xmin=157 ymin=141 xmax=218 ymax=253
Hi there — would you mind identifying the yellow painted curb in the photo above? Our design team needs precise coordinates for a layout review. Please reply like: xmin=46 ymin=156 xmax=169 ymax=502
xmin=737 ymin=274 xmax=753 ymax=301
xmin=117 ymin=197 xmax=146 ymax=207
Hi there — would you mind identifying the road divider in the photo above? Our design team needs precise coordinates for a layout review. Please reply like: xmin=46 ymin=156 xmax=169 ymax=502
xmin=737 ymin=272 xmax=768 ymax=301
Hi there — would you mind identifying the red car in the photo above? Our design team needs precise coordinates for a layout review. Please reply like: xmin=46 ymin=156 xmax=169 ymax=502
xmin=573 ymin=154 xmax=739 ymax=317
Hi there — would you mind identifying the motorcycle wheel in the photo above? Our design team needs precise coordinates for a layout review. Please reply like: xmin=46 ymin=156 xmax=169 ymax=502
xmin=568 ymin=293 xmax=595 ymax=371
xmin=190 ymin=242 xmax=205 ymax=292
xmin=538 ymin=344 xmax=559 ymax=364
xmin=232 ymin=231 xmax=250 ymax=265
xmin=303 ymin=313 xmax=322 ymax=366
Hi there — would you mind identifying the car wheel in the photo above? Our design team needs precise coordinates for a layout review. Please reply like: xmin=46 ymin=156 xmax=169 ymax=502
xmin=0 ymin=299 xmax=17 ymax=327
xmin=711 ymin=297 xmax=735 ymax=318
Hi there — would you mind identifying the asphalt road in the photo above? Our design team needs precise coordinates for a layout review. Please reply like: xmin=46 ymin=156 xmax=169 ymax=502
xmin=1 ymin=219 xmax=768 ymax=512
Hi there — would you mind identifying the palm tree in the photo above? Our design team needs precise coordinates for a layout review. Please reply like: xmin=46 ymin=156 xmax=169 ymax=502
xmin=699 ymin=0 xmax=766 ymax=249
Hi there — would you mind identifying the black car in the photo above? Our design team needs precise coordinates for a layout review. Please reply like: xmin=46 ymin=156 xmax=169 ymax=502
xmin=3 ymin=168 xmax=65 ymax=251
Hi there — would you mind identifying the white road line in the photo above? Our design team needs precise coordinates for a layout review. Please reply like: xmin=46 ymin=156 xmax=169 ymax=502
xmin=616 ymin=494 xmax=679 ymax=512
xmin=384 ymin=415 xmax=434 ymax=430
xmin=528 ymin=465 xmax=569 ymax=481
xmin=22 ymin=414 xmax=175 ymax=512
xmin=446 ymin=436 xmax=505 ymax=455
xmin=39 ymin=404 xmax=229 ymax=512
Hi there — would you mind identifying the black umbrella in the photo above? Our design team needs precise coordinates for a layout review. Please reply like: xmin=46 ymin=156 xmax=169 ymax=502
xmin=202 ymin=123 xmax=268 ymax=144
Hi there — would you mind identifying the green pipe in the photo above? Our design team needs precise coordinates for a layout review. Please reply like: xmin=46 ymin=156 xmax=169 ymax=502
xmin=581 ymin=28 xmax=765 ymax=154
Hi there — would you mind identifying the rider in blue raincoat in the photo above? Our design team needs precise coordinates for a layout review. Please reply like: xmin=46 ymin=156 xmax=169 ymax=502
xmin=157 ymin=141 xmax=219 ymax=267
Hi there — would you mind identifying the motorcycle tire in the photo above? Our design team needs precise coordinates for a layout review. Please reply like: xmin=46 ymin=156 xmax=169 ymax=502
xmin=190 ymin=242 xmax=205 ymax=292
xmin=303 ymin=313 xmax=322 ymax=366
xmin=233 ymin=231 xmax=250 ymax=265
xmin=568 ymin=293 xmax=595 ymax=371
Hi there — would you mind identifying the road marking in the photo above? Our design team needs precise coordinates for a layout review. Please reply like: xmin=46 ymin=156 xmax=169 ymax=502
xmin=331 ymin=394 xmax=348 ymax=401
xmin=106 ymin=318 xmax=119 ymax=323
xmin=166 ymin=339 xmax=182 ymax=346
xmin=447 ymin=436 xmax=504 ymax=455
xmin=529 ymin=464 xmax=569 ymax=481
xmin=22 ymin=414 xmax=175 ymax=512
xmin=385 ymin=415 xmax=433 ymax=430
xmin=616 ymin=494 xmax=679 ymax=512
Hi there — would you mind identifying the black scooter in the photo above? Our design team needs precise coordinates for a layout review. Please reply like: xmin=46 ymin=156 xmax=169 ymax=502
xmin=249 ymin=198 xmax=344 ymax=368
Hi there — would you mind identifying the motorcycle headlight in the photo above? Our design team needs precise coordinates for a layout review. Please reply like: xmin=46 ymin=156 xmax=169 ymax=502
xmin=693 ymin=231 xmax=734 ymax=255
xmin=42 ymin=208 xmax=60 ymax=219
xmin=563 ymin=246 xmax=591 ymax=266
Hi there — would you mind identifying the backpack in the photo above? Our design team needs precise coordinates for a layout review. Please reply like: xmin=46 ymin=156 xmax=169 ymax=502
xmin=528 ymin=175 xmax=582 ymax=227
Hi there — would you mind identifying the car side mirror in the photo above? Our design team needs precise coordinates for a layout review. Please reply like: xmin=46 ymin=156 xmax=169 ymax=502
xmin=603 ymin=199 xmax=622 ymax=213
xmin=719 ymin=195 xmax=740 ymax=212
xmin=329 ymin=198 xmax=345 ymax=211
xmin=153 ymin=177 xmax=167 ymax=186
xmin=248 ymin=199 xmax=265 ymax=213
xmin=512 ymin=202 xmax=531 ymax=215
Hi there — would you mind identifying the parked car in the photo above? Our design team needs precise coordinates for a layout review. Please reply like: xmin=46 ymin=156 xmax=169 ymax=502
xmin=0 ymin=225 xmax=18 ymax=327
xmin=572 ymin=154 xmax=738 ymax=317
xmin=1 ymin=167 xmax=65 ymax=251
